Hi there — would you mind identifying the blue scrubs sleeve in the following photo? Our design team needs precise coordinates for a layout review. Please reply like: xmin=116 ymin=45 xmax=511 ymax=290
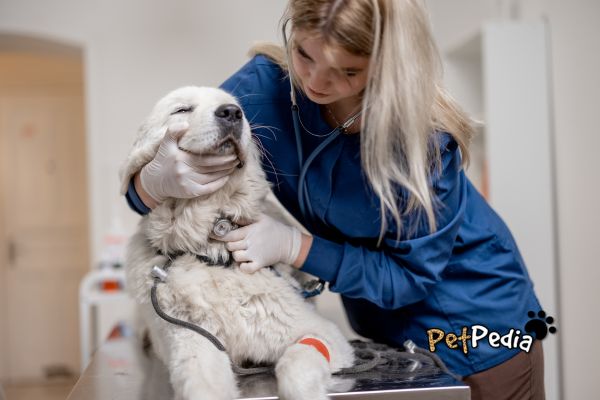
xmin=301 ymin=140 xmax=466 ymax=310
xmin=126 ymin=177 xmax=151 ymax=215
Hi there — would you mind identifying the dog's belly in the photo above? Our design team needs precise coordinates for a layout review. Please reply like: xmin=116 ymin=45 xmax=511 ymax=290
xmin=165 ymin=264 xmax=313 ymax=364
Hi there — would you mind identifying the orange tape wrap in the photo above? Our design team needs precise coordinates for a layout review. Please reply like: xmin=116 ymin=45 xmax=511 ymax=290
xmin=298 ymin=337 xmax=330 ymax=363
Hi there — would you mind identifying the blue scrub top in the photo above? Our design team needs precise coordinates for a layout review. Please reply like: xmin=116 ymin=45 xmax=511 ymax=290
xmin=219 ymin=55 xmax=542 ymax=377
xmin=126 ymin=55 xmax=543 ymax=377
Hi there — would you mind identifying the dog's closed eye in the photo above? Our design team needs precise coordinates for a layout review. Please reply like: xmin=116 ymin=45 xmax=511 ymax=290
xmin=171 ymin=105 xmax=195 ymax=115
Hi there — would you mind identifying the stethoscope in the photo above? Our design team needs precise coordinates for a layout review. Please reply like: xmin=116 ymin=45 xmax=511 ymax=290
xmin=282 ymin=19 xmax=363 ymax=229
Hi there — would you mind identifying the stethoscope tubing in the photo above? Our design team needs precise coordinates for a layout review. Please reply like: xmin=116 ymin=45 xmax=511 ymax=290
xmin=284 ymin=18 xmax=347 ymax=229
xmin=292 ymin=103 xmax=342 ymax=229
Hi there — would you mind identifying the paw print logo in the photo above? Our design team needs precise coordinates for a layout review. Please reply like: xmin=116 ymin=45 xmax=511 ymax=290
xmin=525 ymin=310 xmax=557 ymax=340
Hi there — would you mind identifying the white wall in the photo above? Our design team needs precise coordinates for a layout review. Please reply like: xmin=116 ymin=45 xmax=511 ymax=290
xmin=428 ymin=0 xmax=600 ymax=398
xmin=0 ymin=0 xmax=287 ymax=264
xmin=544 ymin=2 xmax=600 ymax=399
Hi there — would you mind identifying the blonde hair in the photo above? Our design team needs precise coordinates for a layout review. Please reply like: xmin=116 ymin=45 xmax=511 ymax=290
xmin=251 ymin=0 xmax=474 ymax=245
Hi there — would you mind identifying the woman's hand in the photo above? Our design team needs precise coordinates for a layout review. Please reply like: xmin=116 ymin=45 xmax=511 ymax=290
xmin=138 ymin=122 xmax=240 ymax=206
xmin=216 ymin=213 xmax=311 ymax=273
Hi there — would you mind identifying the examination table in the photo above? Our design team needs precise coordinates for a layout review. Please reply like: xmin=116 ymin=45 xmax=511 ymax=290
xmin=67 ymin=338 xmax=470 ymax=399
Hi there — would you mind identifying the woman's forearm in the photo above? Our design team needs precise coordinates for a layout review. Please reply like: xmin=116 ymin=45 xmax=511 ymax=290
xmin=293 ymin=233 xmax=314 ymax=269
xmin=133 ymin=172 xmax=159 ymax=209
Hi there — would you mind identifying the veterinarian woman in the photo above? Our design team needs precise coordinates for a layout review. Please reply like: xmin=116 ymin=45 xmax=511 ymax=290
xmin=125 ymin=1 xmax=545 ymax=398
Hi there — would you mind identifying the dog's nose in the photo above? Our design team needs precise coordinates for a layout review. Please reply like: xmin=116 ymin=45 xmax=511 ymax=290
xmin=215 ymin=104 xmax=243 ymax=139
xmin=215 ymin=104 xmax=243 ymax=125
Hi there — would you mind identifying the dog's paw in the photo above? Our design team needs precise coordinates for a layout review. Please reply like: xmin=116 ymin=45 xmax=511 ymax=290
xmin=275 ymin=343 xmax=330 ymax=400
xmin=169 ymin=343 xmax=239 ymax=400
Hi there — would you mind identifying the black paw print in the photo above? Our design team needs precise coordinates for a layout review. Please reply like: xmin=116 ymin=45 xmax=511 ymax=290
xmin=525 ymin=310 xmax=557 ymax=340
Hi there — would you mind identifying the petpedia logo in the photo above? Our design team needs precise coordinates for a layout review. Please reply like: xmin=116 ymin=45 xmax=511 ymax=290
xmin=426 ymin=309 xmax=557 ymax=355
xmin=524 ymin=310 xmax=557 ymax=340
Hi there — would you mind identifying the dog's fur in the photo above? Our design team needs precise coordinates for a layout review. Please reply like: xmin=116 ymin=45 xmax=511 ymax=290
xmin=120 ymin=86 xmax=354 ymax=400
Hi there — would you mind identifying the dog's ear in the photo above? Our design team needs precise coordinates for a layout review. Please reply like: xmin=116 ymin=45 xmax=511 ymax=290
xmin=119 ymin=118 xmax=168 ymax=195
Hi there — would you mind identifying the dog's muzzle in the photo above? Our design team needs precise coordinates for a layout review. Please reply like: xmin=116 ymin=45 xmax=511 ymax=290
xmin=213 ymin=103 xmax=245 ymax=167
xmin=215 ymin=103 xmax=243 ymax=140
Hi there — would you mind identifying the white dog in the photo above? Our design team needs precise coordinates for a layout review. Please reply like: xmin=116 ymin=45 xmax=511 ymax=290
xmin=120 ymin=86 xmax=354 ymax=400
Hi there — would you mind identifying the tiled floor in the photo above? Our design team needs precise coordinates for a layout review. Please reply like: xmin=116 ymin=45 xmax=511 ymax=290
xmin=3 ymin=380 xmax=75 ymax=400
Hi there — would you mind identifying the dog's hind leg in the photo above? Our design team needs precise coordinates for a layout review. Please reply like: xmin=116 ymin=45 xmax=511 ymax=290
xmin=275 ymin=339 xmax=331 ymax=400
xmin=167 ymin=328 xmax=238 ymax=400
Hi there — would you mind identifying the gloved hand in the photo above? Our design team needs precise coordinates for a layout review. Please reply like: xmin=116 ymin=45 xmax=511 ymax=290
xmin=140 ymin=122 xmax=240 ymax=203
xmin=217 ymin=213 xmax=302 ymax=273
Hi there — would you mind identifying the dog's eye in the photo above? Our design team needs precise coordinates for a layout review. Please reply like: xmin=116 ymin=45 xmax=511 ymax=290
xmin=171 ymin=106 xmax=194 ymax=115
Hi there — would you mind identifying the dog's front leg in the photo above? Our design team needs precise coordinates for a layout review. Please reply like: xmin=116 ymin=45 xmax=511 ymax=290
xmin=167 ymin=328 xmax=238 ymax=400
xmin=275 ymin=340 xmax=331 ymax=400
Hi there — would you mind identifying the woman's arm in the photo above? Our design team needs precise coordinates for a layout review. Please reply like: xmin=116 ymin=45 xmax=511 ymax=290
xmin=293 ymin=234 xmax=314 ymax=268
xmin=300 ymin=139 xmax=466 ymax=310
xmin=134 ymin=172 xmax=159 ymax=209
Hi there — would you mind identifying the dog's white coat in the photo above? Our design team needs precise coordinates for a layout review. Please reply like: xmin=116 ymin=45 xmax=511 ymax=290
xmin=120 ymin=87 xmax=354 ymax=400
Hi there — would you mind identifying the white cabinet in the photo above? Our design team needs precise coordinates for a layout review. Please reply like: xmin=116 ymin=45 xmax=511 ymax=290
xmin=444 ymin=21 xmax=560 ymax=400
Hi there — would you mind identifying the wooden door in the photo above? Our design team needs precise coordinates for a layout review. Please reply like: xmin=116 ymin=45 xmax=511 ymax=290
xmin=0 ymin=53 xmax=89 ymax=383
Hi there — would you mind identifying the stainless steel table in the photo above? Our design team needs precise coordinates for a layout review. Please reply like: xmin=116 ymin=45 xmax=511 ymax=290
xmin=67 ymin=339 xmax=470 ymax=399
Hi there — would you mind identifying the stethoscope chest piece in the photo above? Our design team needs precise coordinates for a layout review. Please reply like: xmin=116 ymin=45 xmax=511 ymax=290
xmin=213 ymin=218 xmax=239 ymax=238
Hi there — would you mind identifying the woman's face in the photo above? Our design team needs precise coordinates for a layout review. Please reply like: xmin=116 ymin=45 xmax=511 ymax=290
xmin=291 ymin=29 xmax=370 ymax=106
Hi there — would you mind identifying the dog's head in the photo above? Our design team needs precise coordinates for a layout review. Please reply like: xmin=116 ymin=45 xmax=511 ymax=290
xmin=119 ymin=86 xmax=252 ymax=195
xmin=120 ymin=86 xmax=270 ymax=257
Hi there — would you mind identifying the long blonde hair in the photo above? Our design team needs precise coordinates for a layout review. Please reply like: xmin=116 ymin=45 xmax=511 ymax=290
xmin=251 ymin=0 xmax=473 ymax=245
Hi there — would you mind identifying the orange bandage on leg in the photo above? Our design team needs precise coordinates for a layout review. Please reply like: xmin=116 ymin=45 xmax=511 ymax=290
xmin=298 ymin=338 xmax=330 ymax=363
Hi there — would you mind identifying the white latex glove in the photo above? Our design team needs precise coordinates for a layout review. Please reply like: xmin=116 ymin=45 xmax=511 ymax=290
xmin=140 ymin=122 xmax=240 ymax=203
xmin=217 ymin=213 xmax=302 ymax=273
